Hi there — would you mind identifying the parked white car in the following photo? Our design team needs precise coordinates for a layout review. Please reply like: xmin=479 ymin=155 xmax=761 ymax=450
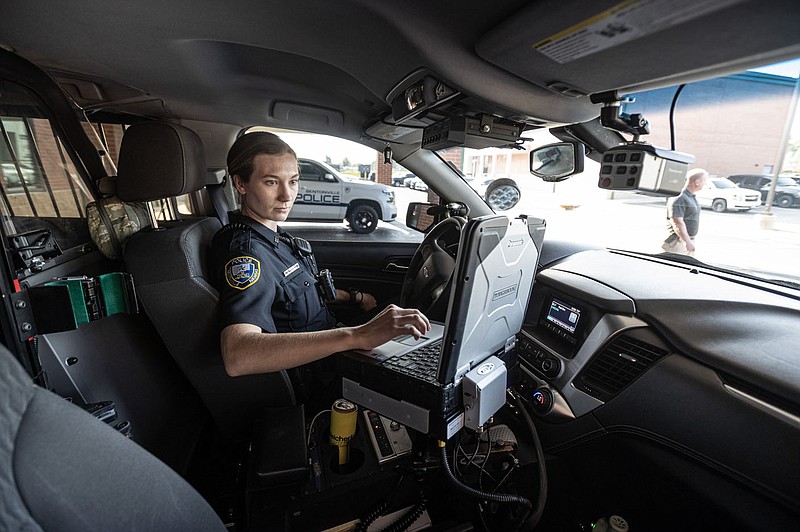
xmin=696 ymin=177 xmax=761 ymax=212
xmin=405 ymin=176 xmax=428 ymax=191
xmin=290 ymin=158 xmax=397 ymax=233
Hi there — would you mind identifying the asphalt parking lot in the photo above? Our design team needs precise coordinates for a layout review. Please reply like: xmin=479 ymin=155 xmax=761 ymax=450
xmin=507 ymin=190 xmax=800 ymax=282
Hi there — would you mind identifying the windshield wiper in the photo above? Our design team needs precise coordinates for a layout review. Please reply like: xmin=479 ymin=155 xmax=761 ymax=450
xmin=654 ymin=252 xmax=705 ymax=267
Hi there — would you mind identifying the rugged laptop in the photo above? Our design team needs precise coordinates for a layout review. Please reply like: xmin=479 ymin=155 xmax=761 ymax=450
xmin=340 ymin=214 xmax=545 ymax=439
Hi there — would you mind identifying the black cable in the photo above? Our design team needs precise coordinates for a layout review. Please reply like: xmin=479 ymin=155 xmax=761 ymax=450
xmin=380 ymin=496 xmax=427 ymax=532
xmin=439 ymin=443 xmax=532 ymax=529
xmin=355 ymin=499 xmax=390 ymax=532
xmin=462 ymin=434 xmax=481 ymax=474
xmin=355 ymin=473 xmax=409 ymax=531
xmin=513 ymin=391 xmax=549 ymax=531
xmin=492 ymin=458 xmax=518 ymax=493
xmin=478 ymin=426 xmax=492 ymax=491
xmin=669 ymin=84 xmax=686 ymax=151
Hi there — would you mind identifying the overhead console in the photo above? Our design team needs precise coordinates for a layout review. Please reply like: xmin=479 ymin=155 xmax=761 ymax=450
xmin=421 ymin=113 xmax=526 ymax=150
xmin=366 ymin=69 xmax=544 ymax=149
xmin=390 ymin=74 xmax=460 ymax=125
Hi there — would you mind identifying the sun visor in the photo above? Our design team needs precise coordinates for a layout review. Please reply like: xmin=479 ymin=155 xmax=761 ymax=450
xmin=475 ymin=0 xmax=800 ymax=97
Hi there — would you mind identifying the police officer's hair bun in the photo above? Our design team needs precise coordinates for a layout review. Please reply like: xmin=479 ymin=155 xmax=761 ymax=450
xmin=227 ymin=132 xmax=297 ymax=182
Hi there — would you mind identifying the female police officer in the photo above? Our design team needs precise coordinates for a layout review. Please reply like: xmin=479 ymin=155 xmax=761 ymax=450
xmin=211 ymin=132 xmax=430 ymax=378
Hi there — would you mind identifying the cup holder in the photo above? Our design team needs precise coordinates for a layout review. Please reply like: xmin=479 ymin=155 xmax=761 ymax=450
xmin=329 ymin=447 xmax=365 ymax=475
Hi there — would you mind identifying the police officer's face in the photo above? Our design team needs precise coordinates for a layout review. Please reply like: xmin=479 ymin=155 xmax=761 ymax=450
xmin=234 ymin=152 xmax=299 ymax=230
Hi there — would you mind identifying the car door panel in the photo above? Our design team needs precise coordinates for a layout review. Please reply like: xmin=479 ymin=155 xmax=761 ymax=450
xmin=308 ymin=239 xmax=418 ymax=303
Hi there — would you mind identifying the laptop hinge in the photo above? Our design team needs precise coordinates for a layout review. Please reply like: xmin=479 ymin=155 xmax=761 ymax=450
xmin=504 ymin=335 xmax=517 ymax=352
xmin=455 ymin=363 xmax=471 ymax=383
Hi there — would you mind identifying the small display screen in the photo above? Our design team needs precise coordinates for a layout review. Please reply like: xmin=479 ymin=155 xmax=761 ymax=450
xmin=545 ymin=297 xmax=581 ymax=334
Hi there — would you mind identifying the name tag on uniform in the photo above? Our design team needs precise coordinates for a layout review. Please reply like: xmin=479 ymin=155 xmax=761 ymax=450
xmin=283 ymin=263 xmax=300 ymax=277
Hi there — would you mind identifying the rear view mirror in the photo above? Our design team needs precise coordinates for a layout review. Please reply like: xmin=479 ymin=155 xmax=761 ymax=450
xmin=530 ymin=142 xmax=585 ymax=182
xmin=405 ymin=202 xmax=439 ymax=233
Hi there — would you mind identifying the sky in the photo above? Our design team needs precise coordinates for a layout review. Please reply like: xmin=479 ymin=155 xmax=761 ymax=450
xmin=751 ymin=58 xmax=800 ymax=78
xmin=752 ymin=59 xmax=800 ymax=139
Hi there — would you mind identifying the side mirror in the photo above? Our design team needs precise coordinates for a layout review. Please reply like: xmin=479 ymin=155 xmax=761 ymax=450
xmin=530 ymin=142 xmax=584 ymax=182
xmin=405 ymin=202 xmax=439 ymax=233
xmin=323 ymin=173 xmax=337 ymax=182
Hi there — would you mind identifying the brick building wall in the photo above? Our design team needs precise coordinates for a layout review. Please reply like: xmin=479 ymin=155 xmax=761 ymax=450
xmin=375 ymin=152 xmax=392 ymax=186
xmin=625 ymin=72 xmax=796 ymax=177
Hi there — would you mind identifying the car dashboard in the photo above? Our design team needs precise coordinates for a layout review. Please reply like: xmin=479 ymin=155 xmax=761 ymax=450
xmin=510 ymin=247 xmax=800 ymax=528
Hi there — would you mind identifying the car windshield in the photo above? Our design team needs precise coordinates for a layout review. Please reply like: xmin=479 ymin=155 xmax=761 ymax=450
xmin=229 ymin=67 xmax=800 ymax=287
xmin=448 ymin=60 xmax=800 ymax=285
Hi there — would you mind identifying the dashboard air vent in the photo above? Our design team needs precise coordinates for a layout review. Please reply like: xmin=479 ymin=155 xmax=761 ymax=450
xmin=574 ymin=335 xmax=668 ymax=402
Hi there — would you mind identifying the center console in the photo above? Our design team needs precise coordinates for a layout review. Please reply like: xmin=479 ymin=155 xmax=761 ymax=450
xmin=246 ymin=405 xmax=428 ymax=531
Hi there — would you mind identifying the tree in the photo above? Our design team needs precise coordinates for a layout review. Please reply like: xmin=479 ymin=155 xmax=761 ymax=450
xmin=342 ymin=156 xmax=350 ymax=167
xmin=325 ymin=155 xmax=332 ymax=164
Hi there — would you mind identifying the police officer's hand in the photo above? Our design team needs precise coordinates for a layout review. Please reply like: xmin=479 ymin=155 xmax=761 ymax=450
xmin=358 ymin=291 xmax=377 ymax=312
xmin=354 ymin=304 xmax=430 ymax=350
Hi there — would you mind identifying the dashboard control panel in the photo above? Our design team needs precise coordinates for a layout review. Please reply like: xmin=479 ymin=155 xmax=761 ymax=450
xmin=517 ymin=335 xmax=562 ymax=379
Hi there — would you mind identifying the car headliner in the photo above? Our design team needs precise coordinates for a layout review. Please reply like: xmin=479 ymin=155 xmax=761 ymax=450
xmin=1 ymin=0 xmax=799 ymax=151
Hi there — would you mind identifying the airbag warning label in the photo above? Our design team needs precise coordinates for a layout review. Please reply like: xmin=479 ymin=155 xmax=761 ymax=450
xmin=533 ymin=0 xmax=744 ymax=64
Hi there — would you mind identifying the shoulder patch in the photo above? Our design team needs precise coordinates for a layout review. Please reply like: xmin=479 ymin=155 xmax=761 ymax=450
xmin=225 ymin=256 xmax=261 ymax=290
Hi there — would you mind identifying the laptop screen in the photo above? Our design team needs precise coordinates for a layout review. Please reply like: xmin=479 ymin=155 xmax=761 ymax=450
xmin=437 ymin=214 xmax=545 ymax=384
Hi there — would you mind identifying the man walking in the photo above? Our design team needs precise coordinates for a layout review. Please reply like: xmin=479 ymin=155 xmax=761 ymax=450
xmin=662 ymin=168 xmax=708 ymax=255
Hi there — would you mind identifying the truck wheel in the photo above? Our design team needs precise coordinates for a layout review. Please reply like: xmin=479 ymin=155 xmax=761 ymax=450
xmin=776 ymin=195 xmax=793 ymax=208
xmin=711 ymin=199 xmax=727 ymax=212
xmin=485 ymin=178 xmax=521 ymax=211
xmin=349 ymin=204 xmax=379 ymax=234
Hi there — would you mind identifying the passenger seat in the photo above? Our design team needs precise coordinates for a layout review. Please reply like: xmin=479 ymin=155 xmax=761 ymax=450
xmin=0 ymin=343 xmax=226 ymax=531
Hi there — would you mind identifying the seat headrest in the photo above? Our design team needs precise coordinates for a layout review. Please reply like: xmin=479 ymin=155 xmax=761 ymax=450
xmin=117 ymin=121 xmax=207 ymax=202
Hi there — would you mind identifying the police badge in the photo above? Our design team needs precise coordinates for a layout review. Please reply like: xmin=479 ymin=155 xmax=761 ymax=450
xmin=225 ymin=256 xmax=261 ymax=290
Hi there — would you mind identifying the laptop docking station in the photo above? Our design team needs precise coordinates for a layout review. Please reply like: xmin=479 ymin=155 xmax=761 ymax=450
xmin=462 ymin=356 xmax=507 ymax=431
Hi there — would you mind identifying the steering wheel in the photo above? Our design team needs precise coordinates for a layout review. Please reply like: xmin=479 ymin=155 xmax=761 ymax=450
xmin=400 ymin=216 xmax=466 ymax=321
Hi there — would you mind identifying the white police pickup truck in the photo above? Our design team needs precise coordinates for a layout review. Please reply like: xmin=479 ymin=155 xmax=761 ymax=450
xmin=290 ymin=158 xmax=397 ymax=233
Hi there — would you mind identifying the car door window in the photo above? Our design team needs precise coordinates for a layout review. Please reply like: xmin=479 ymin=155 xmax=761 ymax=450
xmin=245 ymin=128 xmax=421 ymax=244
xmin=299 ymin=161 xmax=323 ymax=182
xmin=0 ymin=82 xmax=96 ymax=266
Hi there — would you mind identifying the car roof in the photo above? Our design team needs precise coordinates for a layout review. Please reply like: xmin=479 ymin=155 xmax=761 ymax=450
xmin=1 ymin=0 xmax=799 ymax=155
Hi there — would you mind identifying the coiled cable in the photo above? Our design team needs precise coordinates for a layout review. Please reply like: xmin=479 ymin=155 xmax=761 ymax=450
xmin=439 ymin=442 xmax=532 ymax=528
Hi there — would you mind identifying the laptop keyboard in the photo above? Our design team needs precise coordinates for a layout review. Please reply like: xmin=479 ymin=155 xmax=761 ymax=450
xmin=382 ymin=339 xmax=442 ymax=383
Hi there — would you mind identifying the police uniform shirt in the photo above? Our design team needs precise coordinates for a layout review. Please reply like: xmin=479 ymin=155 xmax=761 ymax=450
xmin=211 ymin=212 xmax=337 ymax=334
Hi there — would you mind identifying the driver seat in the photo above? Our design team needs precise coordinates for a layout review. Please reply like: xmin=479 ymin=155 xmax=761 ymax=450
xmin=117 ymin=121 xmax=298 ymax=443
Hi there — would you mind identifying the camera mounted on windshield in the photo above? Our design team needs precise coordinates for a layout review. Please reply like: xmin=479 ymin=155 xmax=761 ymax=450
xmin=591 ymin=90 xmax=695 ymax=195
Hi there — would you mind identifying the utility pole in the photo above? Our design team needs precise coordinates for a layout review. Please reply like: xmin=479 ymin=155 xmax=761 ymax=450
xmin=759 ymin=67 xmax=800 ymax=228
